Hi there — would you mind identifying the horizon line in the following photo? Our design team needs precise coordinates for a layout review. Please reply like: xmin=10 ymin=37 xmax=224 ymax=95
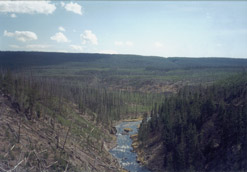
xmin=1 ymin=50 xmax=247 ymax=59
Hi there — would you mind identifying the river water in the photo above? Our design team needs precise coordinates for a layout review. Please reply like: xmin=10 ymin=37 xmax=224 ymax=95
xmin=109 ymin=121 xmax=150 ymax=172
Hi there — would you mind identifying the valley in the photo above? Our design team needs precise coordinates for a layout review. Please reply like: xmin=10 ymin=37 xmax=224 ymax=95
xmin=1 ymin=0 xmax=246 ymax=171
xmin=0 ymin=51 xmax=247 ymax=171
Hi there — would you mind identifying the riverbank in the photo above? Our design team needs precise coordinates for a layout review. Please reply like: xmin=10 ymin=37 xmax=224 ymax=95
xmin=130 ymin=133 xmax=147 ymax=165
xmin=107 ymin=117 xmax=143 ymax=150
xmin=123 ymin=117 xmax=143 ymax=122
xmin=130 ymin=131 xmax=165 ymax=171
xmin=105 ymin=118 xmax=139 ymax=172
xmin=109 ymin=119 xmax=150 ymax=172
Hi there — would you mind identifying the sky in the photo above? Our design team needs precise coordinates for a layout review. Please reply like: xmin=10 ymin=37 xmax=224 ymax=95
xmin=0 ymin=1 xmax=247 ymax=58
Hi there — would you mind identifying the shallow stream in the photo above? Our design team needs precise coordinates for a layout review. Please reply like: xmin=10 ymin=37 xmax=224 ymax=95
xmin=109 ymin=121 xmax=150 ymax=172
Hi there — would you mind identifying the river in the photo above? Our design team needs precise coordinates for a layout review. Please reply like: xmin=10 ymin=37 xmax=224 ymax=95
xmin=109 ymin=121 xmax=151 ymax=172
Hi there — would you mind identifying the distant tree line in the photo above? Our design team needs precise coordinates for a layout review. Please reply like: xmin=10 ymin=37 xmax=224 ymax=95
xmin=1 ymin=51 xmax=247 ymax=70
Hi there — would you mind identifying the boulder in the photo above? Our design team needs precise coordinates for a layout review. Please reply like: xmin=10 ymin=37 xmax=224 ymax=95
xmin=110 ymin=126 xmax=117 ymax=135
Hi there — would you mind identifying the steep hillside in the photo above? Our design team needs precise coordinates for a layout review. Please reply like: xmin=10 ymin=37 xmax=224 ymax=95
xmin=0 ymin=76 xmax=121 ymax=171
xmin=136 ymin=74 xmax=247 ymax=171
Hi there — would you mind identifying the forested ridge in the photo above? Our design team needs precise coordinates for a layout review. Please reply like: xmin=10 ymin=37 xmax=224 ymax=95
xmin=1 ymin=51 xmax=247 ymax=69
xmin=138 ymin=73 xmax=247 ymax=171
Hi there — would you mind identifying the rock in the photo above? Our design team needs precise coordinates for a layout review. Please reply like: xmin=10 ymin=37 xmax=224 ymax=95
xmin=124 ymin=128 xmax=133 ymax=132
xmin=130 ymin=134 xmax=138 ymax=140
xmin=131 ymin=134 xmax=139 ymax=150
xmin=121 ymin=128 xmax=133 ymax=135
xmin=123 ymin=118 xmax=143 ymax=122
xmin=110 ymin=126 xmax=117 ymax=135
xmin=131 ymin=142 xmax=139 ymax=149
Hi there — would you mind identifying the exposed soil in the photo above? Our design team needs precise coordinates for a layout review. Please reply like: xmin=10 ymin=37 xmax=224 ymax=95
xmin=0 ymin=92 xmax=121 ymax=172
